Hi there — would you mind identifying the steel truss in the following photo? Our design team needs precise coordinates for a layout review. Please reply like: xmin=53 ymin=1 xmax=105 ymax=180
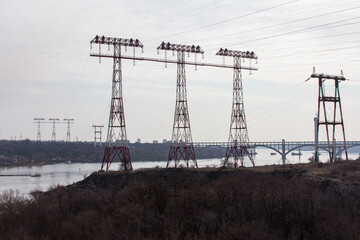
xmin=311 ymin=68 xmax=348 ymax=163
xmin=90 ymin=35 xmax=144 ymax=171
xmin=220 ymin=53 xmax=256 ymax=167
xmin=166 ymin=50 xmax=198 ymax=168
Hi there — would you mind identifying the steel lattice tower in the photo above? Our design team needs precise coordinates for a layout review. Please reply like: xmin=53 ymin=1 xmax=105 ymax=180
xmin=49 ymin=118 xmax=59 ymax=142
xmin=33 ymin=118 xmax=44 ymax=141
xmin=64 ymin=119 xmax=74 ymax=142
xmin=90 ymin=35 xmax=143 ymax=171
xmin=157 ymin=42 xmax=203 ymax=168
xmin=310 ymin=68 xmax=348 ymax=163
xmin=93 ymin=125 xmax=104 ymax=147
xmin=217 ymin=49 xmax=257 ymax=167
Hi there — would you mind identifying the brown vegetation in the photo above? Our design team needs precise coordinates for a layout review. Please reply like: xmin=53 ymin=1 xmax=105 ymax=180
xmin=1 ymin=161 xmax=360 ymax=239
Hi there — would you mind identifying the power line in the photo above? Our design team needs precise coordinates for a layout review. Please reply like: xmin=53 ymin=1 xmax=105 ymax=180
xmin=256 ymin=39 xmax=360 ymax=54
xmin=144 ymin=0 xmax=299 ymax=42
xmin=123 ymin=0 xmax=230 ymax=31
xmin=261 ymin=44 xmax=360 ymax=60
xmin=208 ymin=16 xmax=360 ymax=50
xmin=188 ymin=6 xmax=360 ymax=44
xmin=231 ymin=31 xmax=360 ymax=51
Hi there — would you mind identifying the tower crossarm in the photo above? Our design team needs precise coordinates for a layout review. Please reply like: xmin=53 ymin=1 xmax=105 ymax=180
xmin=216 ymin=48 xmax=258 ymax=59
xmin=319 ymin=96 xmax=339 ymax=102
xmin=318 ymin=121 xmax=343 ymax=125
xmin=311 ymin=73 xmax=346 ymax=81
xmin=89 ymin=54 xmax=258 ymax=71
xmin=63 ymin=118 xmax=74 ymax=123
xmin=49 ymin=118 xmax=60 ymax=121
xmin=90 ymin=35 xmax=143 ymax=49
xmin=157 ymin=42 xmax=204 ymax=54
xmin=33 ymin=118 xmax=45 ymax=122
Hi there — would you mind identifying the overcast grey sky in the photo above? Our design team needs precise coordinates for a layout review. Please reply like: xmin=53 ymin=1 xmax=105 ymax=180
xmin=0 ymin=0 xmax=359 ymax=143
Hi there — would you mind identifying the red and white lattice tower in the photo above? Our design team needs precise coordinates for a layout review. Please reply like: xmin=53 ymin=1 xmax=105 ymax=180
xmin=157 ymin=42 xmax=203 ymax=168
xmin=217 ymin=49 xmax=258 ymax=167
xmin=90 ymin=35 xmax=143 ymax=171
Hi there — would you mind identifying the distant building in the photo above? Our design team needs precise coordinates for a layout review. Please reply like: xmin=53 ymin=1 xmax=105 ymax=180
xmin=162 ymin=139 xmax=167 ymax=143
xmin=136 ymin=138 xmax=141 ymax=143
xmin=153 ymin=140 xmax=158 ymax=144
xmin=115 ymin=139 xmax=130 ymax=144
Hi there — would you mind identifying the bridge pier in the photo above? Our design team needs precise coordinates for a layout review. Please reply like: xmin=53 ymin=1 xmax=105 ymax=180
xmin=333 ymin=139 xmax=337 ymax=161
xmin=281 ymin=139 xmax=286 ymax=164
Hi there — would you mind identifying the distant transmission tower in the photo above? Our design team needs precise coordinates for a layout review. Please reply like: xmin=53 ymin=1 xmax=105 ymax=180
xmin=93 ymin=125 xmax=104 ymax=147
xmin=33 ymin=118 xmax=45 ymax=141
xmin=310 ymin=67 xmax=348 ymax=163
xmin=90 ymin=35 xmax=143 ymax=171
xmin=157 ymin=42 xmax=203 ymax=168
xmin=49 ymin=118 xmax=60 ymax=142
xmin=64 ymin=119 xmax=74 ymax=142
xmin=217 ymin=49 xmax=258 ymax=167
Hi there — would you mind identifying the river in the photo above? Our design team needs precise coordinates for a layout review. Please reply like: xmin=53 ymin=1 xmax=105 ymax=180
xmin=0 ymin=149 xmax=358 ymax=195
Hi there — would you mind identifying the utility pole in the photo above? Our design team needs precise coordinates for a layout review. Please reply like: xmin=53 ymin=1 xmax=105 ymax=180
xmin=157 ymin=42 xmax=203 ymax=168
xmin=33 ymin=118 xmax=45 ymax=141
xmin=93 ymin=125 xmax=104 ymax=147
xmin=217 ymin=48 xmax=258 ymax=167
xmin=64 ymin=119 xmax=74 ymax=142
xmin=90 ymin=35 xmax=143 ymax=171
xmin=49 ymin=118 xmax=59 ymax=142
xmin=310 ymin=67 xmax=348 ymax=163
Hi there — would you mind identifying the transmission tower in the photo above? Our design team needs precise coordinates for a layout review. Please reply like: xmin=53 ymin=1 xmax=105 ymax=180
xmin=90 ymin=35 xmax=143 ymax=171
xmin=90 ymin=35 xmax=259 ymax=168
xmin=157 ymin=42 xmax=203 ymax=168
xmin=217 ymin=49 xmax=258 ymax=167
xmin=33 ymin=118 xmax=45 ymax=141
xmin=310 ymin=67 xmax=348 ymax=163
xmin=49 ymin=118 xmax=60 ymax=142
xmin=93 ymin=125 xmax=104 ymax=147
xmin=64 ymin=119 xmax=74 ymax=142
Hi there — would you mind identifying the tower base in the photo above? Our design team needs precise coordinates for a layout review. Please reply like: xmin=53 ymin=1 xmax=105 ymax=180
xmin=224 ymin=144 xmax=254 ymax=167
xmin=101 ymin=146 xmax=133 ymax=171
xmin=167 ymin=144 xmax=198 ymax=168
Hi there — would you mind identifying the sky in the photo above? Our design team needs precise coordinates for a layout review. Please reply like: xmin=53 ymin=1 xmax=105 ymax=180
xmin=0 ymin=0 xmax=359 ymax=143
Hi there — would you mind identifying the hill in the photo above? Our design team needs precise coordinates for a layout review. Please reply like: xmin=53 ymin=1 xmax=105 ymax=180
xmin=1 ymin=160 xmax=360 ymax=239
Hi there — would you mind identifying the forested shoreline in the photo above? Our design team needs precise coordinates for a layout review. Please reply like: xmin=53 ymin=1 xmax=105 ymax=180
xmin=0 ymin=140 xmax=225 ymax=167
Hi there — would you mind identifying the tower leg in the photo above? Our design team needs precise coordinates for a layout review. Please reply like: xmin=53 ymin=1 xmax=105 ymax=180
xmin=281 ymin=139 xmax=286 ymax=164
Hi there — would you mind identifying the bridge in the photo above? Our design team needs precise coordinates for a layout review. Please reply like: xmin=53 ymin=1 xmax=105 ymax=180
xmin=193 ymin=140 xmax=360 ymax=164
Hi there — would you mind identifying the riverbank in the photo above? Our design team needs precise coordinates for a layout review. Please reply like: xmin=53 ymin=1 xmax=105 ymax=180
xmin=1 ymin=160 xmax=360 ymax=239
xmin=0 ymin=140 xmax=226 ymax=168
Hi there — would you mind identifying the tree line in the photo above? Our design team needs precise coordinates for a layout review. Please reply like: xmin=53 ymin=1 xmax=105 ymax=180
xmin=0 ymin=140 xmax=225 ymax=167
